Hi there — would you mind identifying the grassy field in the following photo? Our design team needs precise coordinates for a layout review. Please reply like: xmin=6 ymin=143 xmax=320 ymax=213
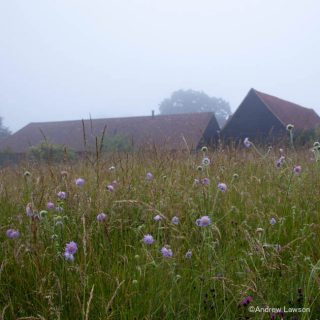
xmin=1 ymin=144 xmax=320 ymax=319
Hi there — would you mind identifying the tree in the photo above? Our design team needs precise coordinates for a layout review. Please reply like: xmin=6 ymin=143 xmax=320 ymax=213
xmin=0 ymin=117 xmax=11 ymax=139
xmin=159 ymin=89 xmax=232 ymax=127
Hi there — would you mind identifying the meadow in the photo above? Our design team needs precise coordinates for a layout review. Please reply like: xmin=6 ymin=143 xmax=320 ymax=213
xmin=1 ymin=143 xmax=320 ymax=319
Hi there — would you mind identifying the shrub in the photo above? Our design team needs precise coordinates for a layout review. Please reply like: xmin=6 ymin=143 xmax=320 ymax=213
xmin=28 ymin=141 xmax=76 ymax=162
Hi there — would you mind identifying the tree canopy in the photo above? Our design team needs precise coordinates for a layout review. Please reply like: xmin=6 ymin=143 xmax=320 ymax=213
xmin=159 ymin=89 xmax=232 ymax=127
xmin=0 ymin=117 xmax=11 ymax=139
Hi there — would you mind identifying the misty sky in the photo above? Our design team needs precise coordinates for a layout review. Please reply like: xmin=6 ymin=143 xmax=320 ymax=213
xmin=1 ymin=0 xmax=320 ymax=133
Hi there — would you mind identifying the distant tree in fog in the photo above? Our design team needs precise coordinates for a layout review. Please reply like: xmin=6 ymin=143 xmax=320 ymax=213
xmin=159 ymin=89 xmax=232 ymax=127
xmin=0 ymin=117 xmax=11 ymax=139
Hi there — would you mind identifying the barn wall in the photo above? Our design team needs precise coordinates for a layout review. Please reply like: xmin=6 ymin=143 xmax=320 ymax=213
xmin=221 ymin=90 xmax=285 ymax=142
xmin=196 ymin=115 xmax=220 ymax=148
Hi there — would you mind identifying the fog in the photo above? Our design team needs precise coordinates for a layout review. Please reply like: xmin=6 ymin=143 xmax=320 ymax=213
xmin=1 ymin=0 xmax=319 ymax=133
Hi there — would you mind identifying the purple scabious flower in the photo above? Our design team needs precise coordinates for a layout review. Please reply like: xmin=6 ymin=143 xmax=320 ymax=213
xmin=106 ymin=184 xmax=114 ymax=192
xmin=64 ymin=252 xmax=75 ymax=262
xmin=185 ymin=250 xmax=192 ymax=259
xmin=146 ymin=172 xmax=153 ymax=181
xmin=96 ymin=212 xmax=107 ymax=222
xmin=196 ymin=215 xmax=211 ymax=227
xmin=243 ymin=137 xmax=251 ymax=148
xmin=201 ymin=177 xmax=210 ymax=185
xmin=240 ymin=296 xmax=253 ymax=306
xmin=26 ymin=204 xmax=33 ymax=217
xmin=154 ymin=214 xmax=162 ymax=221
xmin=293 ymin=165 xmax=302 ymax=175
xmin=6 ymin=229 xmax=20 ymax=239
xmin=171 ymin=216 xmax=179 ymax=225
xmin=47 ymin=202 xmax=55 ymax=210
xmin=269 ymin=217 xmax=276 ymax=225
xmin=57 ymin=191 xmax=67 ymax=200
xmin=75 ymin=178 xmax=85 ymax=187
xmin=55 ymin=206 xmax=63 ymax=212
xmin=161 ymin=246 xmax=173 ymax=258
xmin=217 ymin=183 xmax=227 ymax=192
xmin=65 ymin=241 xmax=78 ymax=255
xmin=143 ymin=234 xmax=154 ymax=245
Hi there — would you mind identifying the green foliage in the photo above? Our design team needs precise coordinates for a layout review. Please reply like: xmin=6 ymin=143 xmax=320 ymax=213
xmin=293 ymin=125 xmax=320 ymax=145
xmin=28 ymin=141 xmax=76 ymax=162
xmin=159 ymin=89 xmax=232 ymax=127
xmin=1 ymin=148 xmax=320 ymax=319
xmin=102 ymin=134 xmax=133 ymax=152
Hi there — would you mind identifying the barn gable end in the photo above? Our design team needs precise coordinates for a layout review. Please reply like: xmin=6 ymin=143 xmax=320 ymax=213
xmin=222 ymin=89 xmax=284 ymax=141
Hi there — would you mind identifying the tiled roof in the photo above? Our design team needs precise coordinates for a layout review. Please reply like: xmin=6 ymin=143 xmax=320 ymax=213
xmin=0 ymin=113 xmax=218 ymax=153
xmin=254 ymin=89 xmax=320 ymax=130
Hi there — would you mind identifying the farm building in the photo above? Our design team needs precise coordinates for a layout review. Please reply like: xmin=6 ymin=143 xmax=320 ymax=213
xmin=221 ymin=88 xmax=320 ymax=142
xmin=0 ymin=112 xmax=220 ymax=154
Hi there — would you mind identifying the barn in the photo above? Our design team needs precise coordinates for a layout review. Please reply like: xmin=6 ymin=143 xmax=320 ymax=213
xmin=221 ymin=88 xmax=320 ymax=142
xmin=0 ymin=112 xmax=220 ymax=155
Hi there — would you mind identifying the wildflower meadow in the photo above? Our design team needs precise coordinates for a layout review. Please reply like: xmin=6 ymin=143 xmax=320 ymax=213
xmin=1 ymin=142 xmax=320 ymax=319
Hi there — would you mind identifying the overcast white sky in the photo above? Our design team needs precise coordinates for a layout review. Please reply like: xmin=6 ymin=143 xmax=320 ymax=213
xmin=1 ymin=0 xmax=320 ymax=132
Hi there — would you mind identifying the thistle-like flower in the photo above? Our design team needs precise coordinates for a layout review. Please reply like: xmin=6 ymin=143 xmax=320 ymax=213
xmin=75 ymin=178 xmax=85 ymax=186
xmin=57 ymin=191 xmax=67 ymax=200
xmin=161 ymin=246 xmax=173 ymax=258
xmin=196 ymin=215 xmax=211 ymax=227
xmin=269 ymin=217 xmax=276 ymax=225
xmin=143 ymin=234 xmax=154 ymax=245
xmin=171 ymin=216 xmax=179 ymax=225
xmin=293 ymin=165 xmax=302 ymax=175
xmin=154 ymin=214 xmax=162 ymax=221
xmin=47 ymin=202 xmax=55 ymax=210
xmin=146 ymin=172 xmax=153 ymax=181
xmin=96 ymin=212 xmax=107 ymax=222
xmin=6 ymin=229 xmax=20 ymax=239
xmin=217 ymin=183 xmax=227 ymax=192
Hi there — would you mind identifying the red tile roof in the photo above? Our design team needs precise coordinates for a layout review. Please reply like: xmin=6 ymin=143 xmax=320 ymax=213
xmin=254 ymin=89 xmax=320 ymax=130
xmin=0 ymin=113 xmax=218 ymax=153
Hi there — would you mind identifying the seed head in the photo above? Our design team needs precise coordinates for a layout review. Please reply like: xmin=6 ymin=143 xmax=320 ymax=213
xmin=201 ymin=157 xmax=211 ymax=167
xmin=286 ymin=124 xmax=294 ymax=131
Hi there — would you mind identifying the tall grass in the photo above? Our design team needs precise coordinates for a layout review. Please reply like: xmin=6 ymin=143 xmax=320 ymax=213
xmin=0 ymin=146 xmax=319 ymax=319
